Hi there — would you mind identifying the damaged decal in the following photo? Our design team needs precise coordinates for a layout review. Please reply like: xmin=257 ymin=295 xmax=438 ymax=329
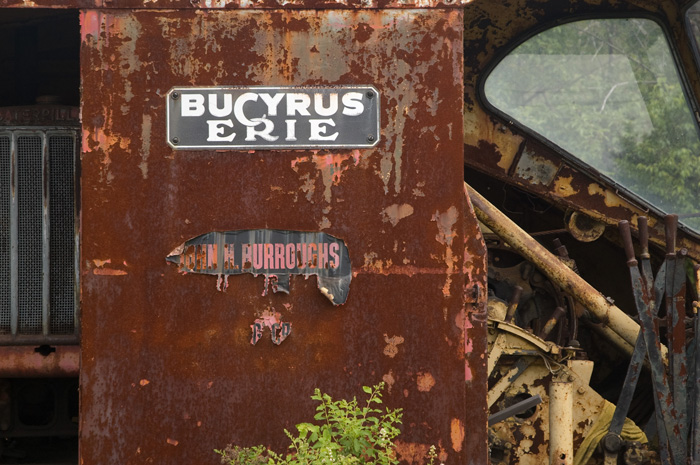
xmin=166 ymin=229 xmax=351 ymax=305
xmin=250 ymin=312 xmax=292 ymax=346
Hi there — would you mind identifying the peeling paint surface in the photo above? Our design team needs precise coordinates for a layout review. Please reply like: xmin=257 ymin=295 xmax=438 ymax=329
xmin=79 ymin=8 xmax=472 ymax=465
xmin=514 ymin=146 xmax=559 ymax=186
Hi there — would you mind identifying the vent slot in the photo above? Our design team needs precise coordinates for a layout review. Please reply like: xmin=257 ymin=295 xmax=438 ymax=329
xmin=48 ymin=135 xmax=75 ymax=335
xmin=17 ymin=135 xmax=44 ymax=335
xmin=0 ymin=136 xmax=10 ymax=334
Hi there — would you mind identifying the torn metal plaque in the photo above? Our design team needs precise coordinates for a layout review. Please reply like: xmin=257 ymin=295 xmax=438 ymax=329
xmin=166 ymin=229 xmax=351 ymax=305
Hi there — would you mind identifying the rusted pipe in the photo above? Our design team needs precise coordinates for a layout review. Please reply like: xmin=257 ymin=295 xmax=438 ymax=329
xmin=466 ymin=183 xmax=659 ymax=355
xmin=0 ymin=345 xmax=79 ymax=377
xmin=549 ymin=377 xmax=574 ymax=465
xmin=538 ymin=307 xmax=565 ymax=340
xmin=504 ymin=285 xmax=522 ymax=323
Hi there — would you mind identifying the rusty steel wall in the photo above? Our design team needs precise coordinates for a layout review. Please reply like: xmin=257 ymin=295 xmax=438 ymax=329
xmin=78 ymin=7 xmax=484 ymax=465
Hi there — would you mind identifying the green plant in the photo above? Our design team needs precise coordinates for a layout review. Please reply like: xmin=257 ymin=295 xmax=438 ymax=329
xmin=216 ymin=382 xmax=418 ymax=465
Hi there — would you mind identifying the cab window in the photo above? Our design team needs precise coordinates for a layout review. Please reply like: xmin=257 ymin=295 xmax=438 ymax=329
xmin=484 ymin=18 xmax=700 ymax=231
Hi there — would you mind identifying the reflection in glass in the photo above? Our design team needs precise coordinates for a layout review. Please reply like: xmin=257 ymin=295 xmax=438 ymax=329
xmin=484 ymin=18 xmax=700 ymax=230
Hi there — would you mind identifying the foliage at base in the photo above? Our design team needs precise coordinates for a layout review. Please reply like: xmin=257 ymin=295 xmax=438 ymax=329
xmin=216 ymin=383 xmax=437 ymax=465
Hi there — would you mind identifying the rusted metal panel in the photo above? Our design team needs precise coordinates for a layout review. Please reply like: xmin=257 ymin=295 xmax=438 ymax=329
xmin=79 ymin=7 xmax=476 ymax=465
xmin=0 ymin=345 xmax=79 ymax=377
xmin=1 ymin=0 xmax=465 ymax=8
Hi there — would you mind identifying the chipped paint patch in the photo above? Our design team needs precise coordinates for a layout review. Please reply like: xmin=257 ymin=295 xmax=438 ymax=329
xmin=93 ymin=269 xmax=128 ymax=276
xmin=91 ymin=259 xmax=128 ymax=276
xmin=416 ymin=372 xmax=435 ymax=392
xmin=362 ymin=252 xmax=393 ymax=273
xmin=463 ymin=106 xmax=523 ymax=173
xmin=381 ymin=203 xmax=414 ymax=226
xmin=139 ymin=379 xmax=150 ymax=387
xmin=553 ymin=175 xmax=578 ymax=197
xmin=587 ymin=182 xmax=633 ymax=209
xmin=139 ymin=114 xmax=152 ymax=179
xmin=514 ymin=148 xmax=559 ymax=186
xmin=291 ymin=152 xmax=360 ymax=206
xmin=432 ymin=206 xmax=458 ymax=247
xmin=166 ymin=438 xmax=179 ymax=446
xmin=202 ymin=0 xmax=235 ymax=6
xmin=383 ymin=370 xmax=395 ymax=392
xmin=412 ymin=181 xmax=426 ymax=197
xmin=383 ymin=334 xmax=404 ymax=358
xmin=450 ymin=418 xmax=464 ymax=452
xmin=432 ymin=206 xmax=459 ymax=297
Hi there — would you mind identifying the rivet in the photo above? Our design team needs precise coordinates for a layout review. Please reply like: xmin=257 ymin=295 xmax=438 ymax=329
xmin=367 ymin=135 xmax=376 ymax=142
xmin=366 ymin=91 xmax=374 ymax=99
xmin=171 ymin=92 xmax=179 ymax=100
xmin=172 ymin=137 xmax=180 ymax=145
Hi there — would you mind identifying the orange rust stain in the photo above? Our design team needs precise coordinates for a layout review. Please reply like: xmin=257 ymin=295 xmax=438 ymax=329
xmin=139 ymin=379 xmax=150 ymax=387
xmin=416 ymin=372 xmax=435 ymax=392
xmin=450 ymin=418 xmax=465 ymax=452
xmin=166 ymin=438 xmax=179 ymax=446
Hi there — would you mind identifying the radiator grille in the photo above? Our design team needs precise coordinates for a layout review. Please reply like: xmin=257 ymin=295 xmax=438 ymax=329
xmin=0 ymin=129 xmax=78 ymax=343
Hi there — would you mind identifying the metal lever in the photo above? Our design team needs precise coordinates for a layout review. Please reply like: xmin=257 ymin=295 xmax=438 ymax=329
xmin=488 ymin=394 xmax=542 ymax=426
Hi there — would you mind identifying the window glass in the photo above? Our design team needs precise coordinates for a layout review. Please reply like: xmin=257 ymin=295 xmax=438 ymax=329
xmin=687 ymin=2 xmax=700 ymax=58
xmin=484 ymin=18 xmax=700 ymax=231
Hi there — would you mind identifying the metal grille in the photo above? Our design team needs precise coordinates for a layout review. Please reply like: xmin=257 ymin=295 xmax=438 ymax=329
xmin=49 ymin=136 xmax=75 ymax=335
xmin=0 ymin=136 xmax=10 ymax=334
xmin=17 ymin=136 xmax=44 ymax=335
xmin=0 ymin=129 xmax=78 ymax=343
